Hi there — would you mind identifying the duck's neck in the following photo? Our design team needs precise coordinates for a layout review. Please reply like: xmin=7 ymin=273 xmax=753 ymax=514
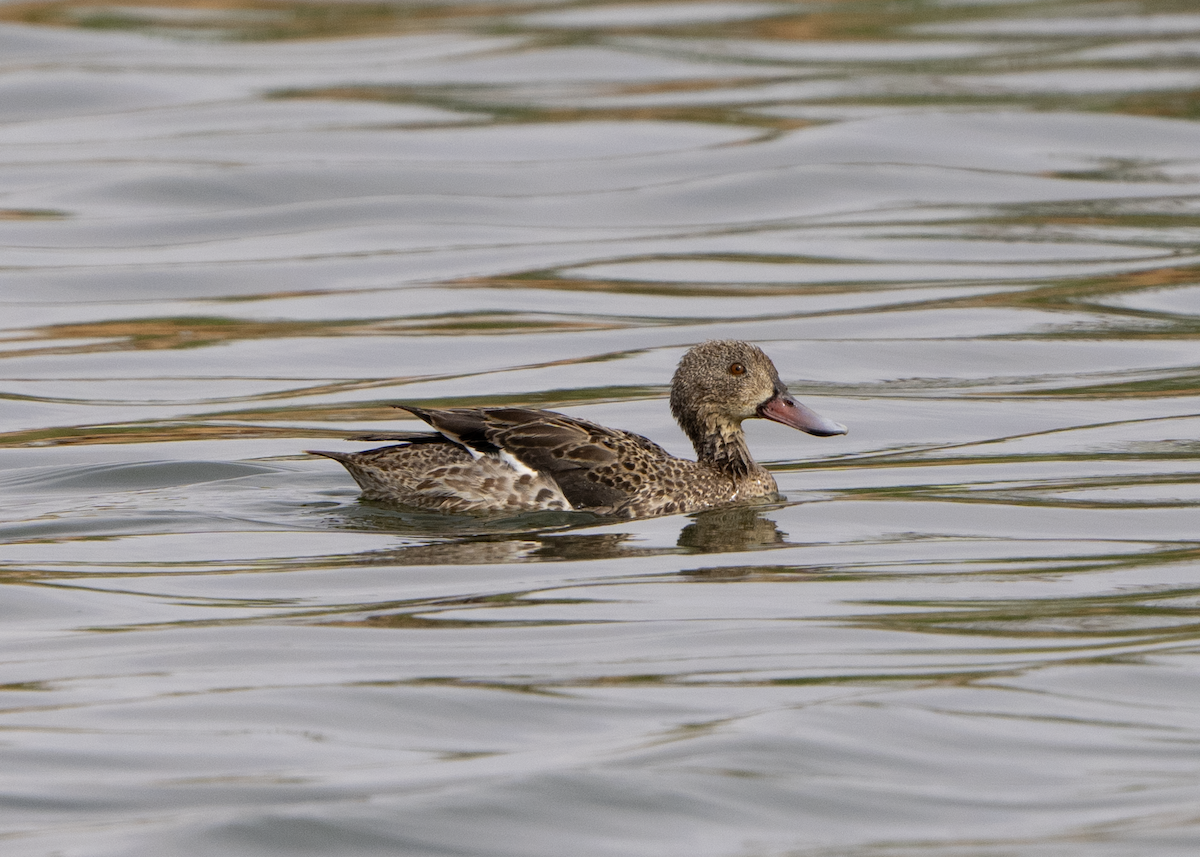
xmin=682 ymin=416 xmax=759 ymax=481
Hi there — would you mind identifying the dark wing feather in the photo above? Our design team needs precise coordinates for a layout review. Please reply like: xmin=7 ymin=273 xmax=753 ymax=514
xmin=396 ymin=405 xmax=673 ymax=511
xmin=398 ymin=405 xmax=502 ymax=454
xmin=491 ymin=415 xmax=627 ymax=510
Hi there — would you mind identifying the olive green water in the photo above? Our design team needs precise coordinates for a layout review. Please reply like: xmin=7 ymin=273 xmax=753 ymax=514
xmin=1 ymin=1 xmax=1199 ymax=854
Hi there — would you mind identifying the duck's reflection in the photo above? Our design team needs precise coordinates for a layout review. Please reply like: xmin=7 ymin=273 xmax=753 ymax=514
xmin=324 ymin=502 xmax=789 ymax=566
xmin=676 ymin=504 xmax=786 ymax=553
xmin=302 ymin=504 xmax=800 ymax=631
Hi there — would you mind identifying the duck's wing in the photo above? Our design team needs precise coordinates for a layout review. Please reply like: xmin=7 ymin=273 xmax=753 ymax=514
xmin=399 ymin=405 xmax=673 ymax=512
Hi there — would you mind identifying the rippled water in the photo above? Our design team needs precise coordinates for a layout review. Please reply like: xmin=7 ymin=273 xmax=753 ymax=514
xmin=2 ymin=1 xmax=1200 ymax=854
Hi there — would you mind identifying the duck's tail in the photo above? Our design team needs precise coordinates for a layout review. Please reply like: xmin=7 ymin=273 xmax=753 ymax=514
xmin=305 ymin=449 xmax=353 ymax=463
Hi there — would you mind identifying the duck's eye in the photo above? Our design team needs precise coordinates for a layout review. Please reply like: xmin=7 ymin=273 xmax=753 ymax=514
xmin=729 ymin=362 xmax=746 ymax=376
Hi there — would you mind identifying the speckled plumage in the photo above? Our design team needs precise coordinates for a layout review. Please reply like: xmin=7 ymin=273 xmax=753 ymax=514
xmin=307 ymin=340 xmax=847 ymax=518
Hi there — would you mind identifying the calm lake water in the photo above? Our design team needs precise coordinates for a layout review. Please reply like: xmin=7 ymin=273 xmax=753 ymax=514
xmin=2 ymin=1 xmax=1199 ymax=854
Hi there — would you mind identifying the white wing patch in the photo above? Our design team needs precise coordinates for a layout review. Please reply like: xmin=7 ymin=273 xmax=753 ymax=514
xmin=497 ymin=449 xmax=539 ymax=478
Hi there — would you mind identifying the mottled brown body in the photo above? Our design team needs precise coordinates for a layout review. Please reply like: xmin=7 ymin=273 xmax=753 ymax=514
xmin=309 ymin=441 xmax=571 ymax=513
xmin=308 ymin=340 xmax=846 ymax=519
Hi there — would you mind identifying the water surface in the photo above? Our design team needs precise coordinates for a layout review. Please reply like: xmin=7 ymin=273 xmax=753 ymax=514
xmin=1 ymin=1 xmax=1199 ymax=854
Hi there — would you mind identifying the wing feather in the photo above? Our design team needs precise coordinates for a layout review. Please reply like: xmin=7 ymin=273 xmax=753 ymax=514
xmin=395 ymin=405 xmax=674 ymax=511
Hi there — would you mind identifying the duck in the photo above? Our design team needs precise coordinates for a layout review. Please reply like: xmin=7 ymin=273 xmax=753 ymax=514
xmin=307 ymin=340 xmax=846 ymax=518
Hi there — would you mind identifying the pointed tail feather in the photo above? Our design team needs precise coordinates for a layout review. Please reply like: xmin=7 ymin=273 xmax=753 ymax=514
xmin=305 ymin=449 xmax=353 ymax=463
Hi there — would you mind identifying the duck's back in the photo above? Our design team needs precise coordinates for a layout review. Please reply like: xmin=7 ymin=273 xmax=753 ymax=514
xmin=409 ymin=407 xmax=696 ymax=515
xmin=310 ymin=406 xmax=747 ymax=517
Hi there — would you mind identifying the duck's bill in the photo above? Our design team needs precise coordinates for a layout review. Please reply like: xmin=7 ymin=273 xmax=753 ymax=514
xmin=758 ymin=395 xmax=848 ymax=437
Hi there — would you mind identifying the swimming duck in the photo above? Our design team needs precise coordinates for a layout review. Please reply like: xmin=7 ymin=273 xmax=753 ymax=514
xmin=308 ymin=340 xmax=846 ymax=518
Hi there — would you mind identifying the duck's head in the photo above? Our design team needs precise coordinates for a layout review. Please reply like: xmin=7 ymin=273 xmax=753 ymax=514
xmin=670 ymin=340 xmax=847 ymax=444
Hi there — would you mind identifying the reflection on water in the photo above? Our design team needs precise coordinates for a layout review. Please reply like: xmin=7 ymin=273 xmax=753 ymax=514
xmin=330 ymin=503 xmax=788 ymax=562
xmin=677 ymin=504 xmax=786 ymax=552
xmin=2 ymin=0 xmax=1200 ymax=855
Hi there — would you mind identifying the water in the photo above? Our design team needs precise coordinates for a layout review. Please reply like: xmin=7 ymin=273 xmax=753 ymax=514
xmin=1 ymin=0 xmax=1199 ymax=854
